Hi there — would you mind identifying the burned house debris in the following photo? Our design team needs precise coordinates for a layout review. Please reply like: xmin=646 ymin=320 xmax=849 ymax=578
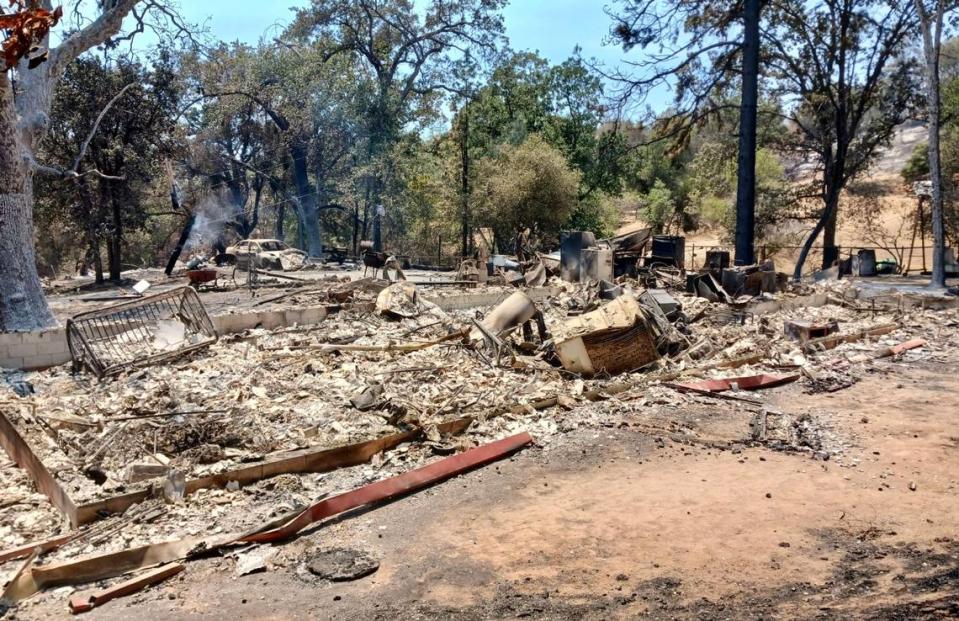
xmin=1 ymin=235 xmax=957 ymax=617
xmin=2 ymin=0 xmax=959 ymax=615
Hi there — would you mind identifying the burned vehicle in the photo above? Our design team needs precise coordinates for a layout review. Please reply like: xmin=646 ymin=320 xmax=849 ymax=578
xmin=222 ymin=239 xmax=307 ymax=271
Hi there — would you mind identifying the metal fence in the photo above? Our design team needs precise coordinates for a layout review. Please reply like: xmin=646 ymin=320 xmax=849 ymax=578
xmin=686 ymin=243 xmax=942 ymax=274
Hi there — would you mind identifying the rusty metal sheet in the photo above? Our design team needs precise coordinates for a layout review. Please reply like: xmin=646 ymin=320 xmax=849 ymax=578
xmin=242 ymin=432 xmax=533 ymax=544
xmin=673 ymin=374 xmax=800 ymax=393
xmin=0 ymin=532 xmax=79 ymax=564
xmin=69 ymin=563 xmax=184 ymax=614
xmin=73 ymin=415 xmax=476 ymax=525
xmin=0 ymin=409 xmax=79 ymax=526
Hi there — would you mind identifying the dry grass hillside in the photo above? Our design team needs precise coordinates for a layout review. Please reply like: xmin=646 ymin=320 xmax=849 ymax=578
xmin=620 ymin=122 xmax=936 ymax=274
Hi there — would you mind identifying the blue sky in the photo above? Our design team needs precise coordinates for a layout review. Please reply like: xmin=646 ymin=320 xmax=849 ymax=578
xmin=171 ymin=1 xmax=651 ymax=102
xmin=177 ymin=1 xmax=624 ymax=66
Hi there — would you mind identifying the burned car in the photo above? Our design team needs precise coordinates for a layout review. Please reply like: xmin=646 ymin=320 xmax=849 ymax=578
xmin=222 ymin=239 xmax=307 ymax=271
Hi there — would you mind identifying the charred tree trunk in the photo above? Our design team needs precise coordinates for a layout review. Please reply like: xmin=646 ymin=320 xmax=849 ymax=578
xmin=460 ymin=103 xmax=471 ymax=258
xmin=164 ymin=182 xmax=192 ymax=276
xmin=247 ymin=182 xmax=263 ymax=238
xmin=77 ymin=176 xmax=104 ymax=284
xmin=108 ymin=191 xmax=123 ymax=282
xmin=166 ymin=214 xmax=195 ymax=276
xmin=822 ymin=206 xmax=840 ymax=269
xmin=733 ymin=0 xmax=760 ymax=266
xmin=916 ymin=0 xmax=947 ymax=288
xmin=351 ymin=201 xmax=360 ymax=256
xmin=368 ymin=113 xmax=386 ymax=252
xmin=291 ymin=141 xmax=322 ymax=257
xmin=794 ymin=184 xmax=841 ymax=281
xmin=88 ymin=234 xmax=103 ymax=285
xmin=372 ymin=181 xmax=382 ymax=252
xmin=362 ymin=182 xmax=371 ymax=242
xmin=275 ymin=201 xmax=285 ymax=242
xmin=293 ymin=198 xmax=307 ymax=251
xmin=106 ymin=240 xmax=118 ymax=283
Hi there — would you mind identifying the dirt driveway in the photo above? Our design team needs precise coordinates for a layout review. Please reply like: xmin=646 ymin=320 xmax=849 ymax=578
xmin=18 ymin=353 xmax=959 ymax=620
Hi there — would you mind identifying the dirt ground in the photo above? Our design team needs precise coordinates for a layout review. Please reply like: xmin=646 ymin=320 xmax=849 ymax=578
xmin=12 ymin=345 xmax=958 ymax=621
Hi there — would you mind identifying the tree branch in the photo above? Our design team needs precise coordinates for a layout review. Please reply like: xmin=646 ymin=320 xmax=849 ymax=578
xmin=71 ymin=82 xmax=136 ymax=172
xmin=49 ymin=0 xmax=141 ymax=79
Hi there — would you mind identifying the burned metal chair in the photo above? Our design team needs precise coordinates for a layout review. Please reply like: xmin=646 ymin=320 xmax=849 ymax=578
xmin=66 ymin=287 xmax=218 ymax=378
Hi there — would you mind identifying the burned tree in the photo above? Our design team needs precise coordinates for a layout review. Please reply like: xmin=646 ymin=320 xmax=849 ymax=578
xmin=764 ymin=0 xmax=918 ymax=278
xmin=288 ymin=0 xmax=506 ymax=251
xmin=0 ymin=0 xmax=186 ymax=331
xmin=185 ymin=42 xmax=360 ymax=257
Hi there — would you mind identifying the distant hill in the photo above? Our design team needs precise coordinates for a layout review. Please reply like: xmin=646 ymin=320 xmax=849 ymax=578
xmin=871 ymin=120 xmax=925 ymax=178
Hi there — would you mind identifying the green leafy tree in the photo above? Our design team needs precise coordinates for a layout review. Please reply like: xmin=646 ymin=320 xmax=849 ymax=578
xmin=468 ymin=51 xmax=631 ymax=203
xmin=902 ymin=142 xmax=932 ymax=184
xmin=687 ymin=140 xmax=788 ymax=242
xmin=642 ymin=179 xmax=677 ymax=233
xmin=473 ymin=135 xmax=581 ymax=246
xmin=36 ymin=53 xmax=184 ymax=283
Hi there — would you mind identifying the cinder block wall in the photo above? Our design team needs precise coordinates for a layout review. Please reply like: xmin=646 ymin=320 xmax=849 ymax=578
xmin=1 ymin=305 xmax=332 ymax=372
xmin=0 ymin=287 xmax=561 ymax=372
xmin=427 ymin=286 xmax=560 ymax=312
xmin=0 ymin=328 xmax=71 ymax=371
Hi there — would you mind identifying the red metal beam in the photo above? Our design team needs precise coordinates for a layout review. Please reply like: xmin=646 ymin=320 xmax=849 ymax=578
xmin=242 ymin=432 xmax=533 ymax=544
xmin=673 ymin=373 xmax=799 ymax=393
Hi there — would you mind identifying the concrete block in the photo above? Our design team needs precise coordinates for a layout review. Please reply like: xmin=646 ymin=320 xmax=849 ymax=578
xmin=36 ymin=338 xmax=69 ymax=356
xmin=0 ymin=332 xmax=24 ymax=345
xmin=258 ymin=311 xmax=282 ymax=330
xmin=302 ymin=308 xmax=327 ymax=324
xmin=428 ymin=287 xmax=559 ymax=312
xmin=22 ymin=352 xmax=69 ymax=370
xmin=0 ymin=357 xmax=25 ymax=370
xmin=232 ymin=316 xmax=256 ymax=332
xmin=212 ymin=314 xmax=251 ymax=334
xmin=36 ymin=329 xmax=67 ymax=344
xmin=7 ymin=343 xmax=39 ymax=358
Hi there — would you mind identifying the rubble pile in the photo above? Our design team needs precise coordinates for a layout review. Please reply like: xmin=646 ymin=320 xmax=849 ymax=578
xmin=1 ymin=263 xmax=957 ymax=613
